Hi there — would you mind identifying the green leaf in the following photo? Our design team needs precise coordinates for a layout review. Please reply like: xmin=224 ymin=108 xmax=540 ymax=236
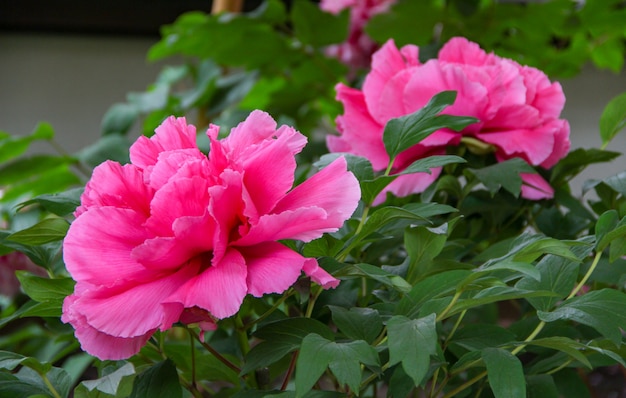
xmin=15 ymin=273 xmax=74 ymax=303
xmin=604 ymin=170 xmax=626 ymax=196
xmin=449 ymin=324 xmax=516 ymax=353
xmin=74 ymin=363 xmax=136 ymax=398
xmin=525 ymin=337 xmax=592 ymax=369
xmin=77 ymin=134 xmax=131 ymax=167
xmin=404 ymin=224 xmax=448 ymax=282
xmin=466 ymin=158 xmax=536 ymax=197
xmin=599 ymin=92 xmax=626 ymax=147
xmin=476 ymin=260 xmax=540 ymax=281
xmin=449 ymin=286 xmax=559 ymax=318
xmin=550 ymin=148 xmax=620 ymax=184
xmin=526 ymin=375 xmax=559 ymax=398
xmin=16 ymin=188 xmax=84 ymax=216
xmin=6 ymin=218 xmax=69 ymax=245
xmin=360 ymin=155 xmax=466 ymax=204
xmin=595 ymin=210 xmax=626 ymax=254
xmin=295 ymin=334 xmax=379 ymax=397
xmin=291 ymin=0 xmax=349 ymax=47
xmin=482 ymin=347 xmax=526 ymax=398
xmin=101 ymin=103 xmax=139 ymax=135
xmin=314 ymin=153 xmax=375 ymax=183
xmin=337 ymin=263 xmax=412 ymax=294
xmin=387 ymin=314 xmax=438 ymax=386
xmin=242 ymin=318 xmax=334 ymax=374
xmin=329 ymin=306 xmax=383 ymax=344
xmin=537 ymin=289 xmax=626 ymax=345
xmin=383 ymin=91 xmax=477 ymax=160
xmin=129 ymin=359 xmax=182 ymax=398
xmin=396 ymin=270 xmax=471 ymax=319
xmin=0 ymin=122 xmax=54 ymax=163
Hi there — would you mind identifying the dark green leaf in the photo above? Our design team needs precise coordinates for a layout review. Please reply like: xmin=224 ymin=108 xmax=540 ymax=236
xmin=329 ymin=306 xmax=383 ymax=344
xmin=337 ymin=263 xmax=412 ymax=293
xmin=604 ymin=170 xmax=626 ymax=196
xmin=314 ymin=153 xmax=374 ymax=183
xmin=466 ymin=158 xmax=536 ymax=197
xmin=396 ymin=270 xmax=471 ymax=318
xmin=0 ymin=122 xmax=54 ymax=163
xmin=242 ymin=318 xmax=334 ymax=374
xmin=537 ymin=289 xmax=626 ymax=345
xmin=599 ymin=88 xmax=626 ymax=146
xmin=387 ymin=314 xmax=438 ymax=386
xmin=295 ymin=334 xmax=379 ymax=397
xmin=449 ymin=324 xmax=516 ymax=353
xmin=129 ymin=359 xmax=182 ymax=398
xmin=525 ymin=337 xmax=592 ymax=369
xmin=6 ymin=218 xmax=69 ymax=245
xmin=15 ymin=273 xmax=74 ymax=304
xmin=527 ymin=375 xmax=559 ymax=398
xmin=291 ymin=0 xmax=349 ymax=47
xmin=16 ymin=188 xmax=84 ymax=216
xmin=482 ymin=347 xmax=526 ymax=398
xmin=383 ymin=91 xmax=477 ymax=160
xmin=551 ymin=148 xmax=620 ymax=184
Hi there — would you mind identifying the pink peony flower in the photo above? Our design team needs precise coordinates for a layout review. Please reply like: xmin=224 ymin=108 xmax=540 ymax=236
xmin=320 ymin=0 xmax=397 ymax=70
xmin=62 ymin=111 xmax=360 ymax=360
xmin=328 ymin=37 xmax=571 ymax=203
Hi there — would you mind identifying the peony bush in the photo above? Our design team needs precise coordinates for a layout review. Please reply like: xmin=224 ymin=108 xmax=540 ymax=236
xmin=2 ymin=1 xmax=626 ymax=397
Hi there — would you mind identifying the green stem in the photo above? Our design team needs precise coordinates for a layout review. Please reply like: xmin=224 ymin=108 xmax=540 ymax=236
xmin=443 ymin=310 xmax=467 ymax=349
xmin=441 ymin=371 xmax=487 ymax=398
xmin=436 ymin=290 xmax=462 ymax=321
xmin=244 ymin=290 xmax=293 ymax=331
xmin=567 ymin=251 xmax=602 ymax=299
xmin=235 ymin=314 xmax=251 ymax=356
xmin=547 ymin=358 xmax=574 ymax=375
xmin=189 ymin=328 xmax=197 ymax=389
xmin=511 ymin=320 xmax=545 ymax=356
xmin=189 ymin=328 xmax=241 ymax=374
xmin=41 ymin=373 xmax=62 ymax=398
xmin=305 ymin=285 xmax=323 ymax=318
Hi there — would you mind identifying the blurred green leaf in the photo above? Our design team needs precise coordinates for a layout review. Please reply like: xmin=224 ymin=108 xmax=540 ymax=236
xmin=291 ymin=0 xmax=349 ymax=47
xmin=0 ymin=122 xmax=54 ymax=164
xmin=15 ymin=273 xmax=74 ymax=304
xmin=101 ymin=103 xmax=139 ymax=135
xmin=599 ymin=92 xmax=626 ymax=147
xmin=6 ymin=218 xmax=68 ymax=246
xmin=482 ymin=347 xmax=526 ymax=398
xmin=551 ymin=148 xmax=621 ymax=184
xmin=77 ymin=134 xmax=131 ymax=166
xmin=16 ymin=188 xmax=84 ymax=217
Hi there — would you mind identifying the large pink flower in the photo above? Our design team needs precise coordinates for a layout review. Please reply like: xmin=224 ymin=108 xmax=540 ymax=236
xmin=320 ymin=0 xmax=397 ymax=70
xmin=62 ymin=111 xmax=360 ymax=360
xmin=328 ymin=37 xmax=571 ymax=202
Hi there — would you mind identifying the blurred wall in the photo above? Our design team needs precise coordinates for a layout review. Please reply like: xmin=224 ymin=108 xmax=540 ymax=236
xmin=0 ymin=33 xmax=625 ymax=194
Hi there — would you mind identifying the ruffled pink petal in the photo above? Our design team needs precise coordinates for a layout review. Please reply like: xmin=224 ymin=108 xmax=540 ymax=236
xmin=333 ymin=84 xmax=389 ymax=170
xmin=165 ymin=249 xmax=248 ymax=319
xmin=477 ymin=125 xmax=556 ymax=166
xmin=273 ymin=157 xmax=360 ymax=230
xmin=145 ymin=149 xmax=210 ymax=191
xmin=538 ymin=119 xmax=571 ymax=169
xmin=62 ymin=294 xmax=152 ymax=360
xmin=77 ymin=162 xmax=152 ymax=217
xmin=208 ymin=169 xmax=246 ymax=264
xmin=374 ymin=168 xmax=442 ymax=205
xmin=520 ymin=66 xmax=566 ymax=119
xmin=403 ymin=62 xmax=489 ymax=129
xmin=239 ymin=242 xmax=309 ymax=297
xmin=363 ymin=40 xmax=420 ymax=122
xmin=145 ymin=176 xmax=210 ymax=236
xmin=129 ymin=116 xmax=197 ymax=169
xmin=237 ymin=134 xmax=298 ymax=216
xmin=520 ymin=173 xmax=554 ymax=200
xmin=303 ymin=258 xmax=340 ymax=289
xmin=71 ymin=262 xmax=200 ymax=338
xmin=438 ymin=36 xmax=495 ymax=66
xmin=63 ymin=207 xmax=152 ymax=285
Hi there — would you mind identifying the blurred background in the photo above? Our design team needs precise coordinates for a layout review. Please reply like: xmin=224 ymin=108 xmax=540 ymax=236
xmin=1 ymin=0 xmax=625 ymax=194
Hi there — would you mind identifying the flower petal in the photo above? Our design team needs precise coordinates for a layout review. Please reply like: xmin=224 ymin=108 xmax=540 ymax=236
xmin=62 ymin=294 xmax=152 ymax=360
xmin=520 ymin=173 xmax=554 ymax=200
xmin=63 ymin=207 xmax=152 ymax=285
xmin=240 ymin=242 xmax=308 ymax=297
xmin=165 ymin=249 xmax=248 ymax=319
xmin=303 ymin=258 xmax=340 ymax=289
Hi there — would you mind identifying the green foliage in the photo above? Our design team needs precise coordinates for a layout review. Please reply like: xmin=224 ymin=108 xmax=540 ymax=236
xmin=2 ymin=0 xmax=626 ymax=397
